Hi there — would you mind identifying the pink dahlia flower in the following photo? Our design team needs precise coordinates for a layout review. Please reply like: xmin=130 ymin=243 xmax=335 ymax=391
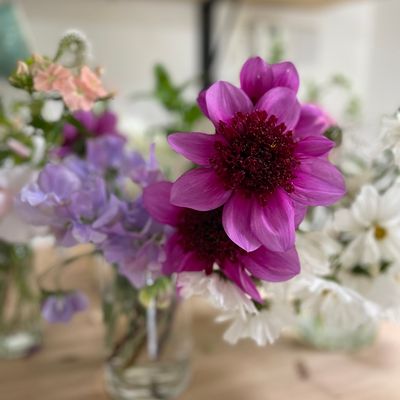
xmin=143 ymin=181 xmax=300 ymax=302
xmin=168 ymin=57 xmax=345 ymax=253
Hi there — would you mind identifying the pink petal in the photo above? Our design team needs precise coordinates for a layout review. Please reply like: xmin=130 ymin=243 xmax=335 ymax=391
xmin=271 ymin=61 xmax=300 ymax=92
xmin=178 ymin=251 xmax=213 ymax=273
xmin=197 ymin=89 xmax=210 ymax=119
xmin=295 ymin=136 xmax=335 ymax=158
xmin=251 ymin=189 xmax=295 ymax=252
xmin=205 ymin=81 xmax=253 ymax=126
xmin=256 ymin=87 xmax=301 ymax=130
xmin=240 ymin=57 xmax=273 ymax=103
xmin=242 ymin=246 xmax=300 ymax=282
xmin=290 ymin=158 xmax=346 ymax=206
xmin=143 ymin=181 xmax=182 ymax=226
xmin=294 ymin=202 xmax=308 ymax=228
xmin=162 ymin=233 xmax=185 ymax=275
xmin=163 ymin=237 xmax=213 ymax=275
xmin=294 ymin=104 xmax=333 ymax=139
xmin=168 ymin=132 xmax=216 ymax=166
xmin=223 ymin=261 xmax=263 ymax=303
xmin=171 ymin=168 xmax=231 ymax=211
xmin=222 ymin=193 xmax=261 ymax=252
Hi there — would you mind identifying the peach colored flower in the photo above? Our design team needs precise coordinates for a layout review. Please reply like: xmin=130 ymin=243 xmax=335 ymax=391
xmin=34 ymin=63 xmax=74 ymax=93
xmin=62 ymin=77 xmax=95 ymax=111
xmin=78 ymin=66 xmax=108 ymax=99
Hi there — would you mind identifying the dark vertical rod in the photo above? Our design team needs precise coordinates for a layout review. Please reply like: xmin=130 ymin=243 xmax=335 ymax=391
xmin=200 ymin=0 xmax=216 ymax=89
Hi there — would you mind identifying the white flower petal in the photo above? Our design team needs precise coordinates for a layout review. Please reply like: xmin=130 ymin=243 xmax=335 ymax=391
xmin=351 ymin=185 xmax=379 ymax=226
xmin=333 ymin=209 xmax=361 ymax=232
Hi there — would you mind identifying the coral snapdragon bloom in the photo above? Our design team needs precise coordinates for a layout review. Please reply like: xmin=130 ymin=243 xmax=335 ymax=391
xmin=144 ymin=181 xmax=300 ymax=302
xmin=168 ymin=57 xmax=345 ymax=253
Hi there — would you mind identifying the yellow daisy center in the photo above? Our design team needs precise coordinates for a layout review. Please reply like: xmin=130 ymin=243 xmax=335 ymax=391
xmin=374 ymin=225 xmax=387 ymax=241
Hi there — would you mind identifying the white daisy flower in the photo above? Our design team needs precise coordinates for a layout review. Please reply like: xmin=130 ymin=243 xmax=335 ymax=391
xmin=341 ymin=264 xmax=400 ymax=311
xmin=218 ymin=283 xmax=295 ymax=346
xmin=291 ymin=275 xmax=379 ymax=331
xmin=177 ymin=271 xmax=258 ymax=318
xmin=334 ymin=184 xmax=400 ymax=268
xmin=297 ymin=230 xmax=341 ymax=276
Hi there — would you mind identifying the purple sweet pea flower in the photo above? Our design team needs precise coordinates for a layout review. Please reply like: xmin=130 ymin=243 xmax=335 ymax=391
xmin=18 ymin=161 xmax=123 ymax=246
xmin=143 ymin=181 xmax=300 ymax=302
xmin=168 ymin=57 xmax=345 ymax=254
xmin=100 ymin=197 xmax=166 ymax=288
xmin=57 ymin=110 xmax=122 ymax=158
xmin=41 ymin=291 xmax=88 ymax=323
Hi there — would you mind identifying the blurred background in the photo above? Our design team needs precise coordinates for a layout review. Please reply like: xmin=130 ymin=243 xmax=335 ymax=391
xmin=1 ymin=0 xmax=400 ymax=133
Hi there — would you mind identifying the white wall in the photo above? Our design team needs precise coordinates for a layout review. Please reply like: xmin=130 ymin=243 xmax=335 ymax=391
xmin=16 ymin=0 xmax=198 ymax=97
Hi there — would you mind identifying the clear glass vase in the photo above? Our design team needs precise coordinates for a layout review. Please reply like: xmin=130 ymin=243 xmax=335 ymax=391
xmin=0 ymin=240 xmax=42 ymax=358
xmin=297 ymin=314 xmax=378 ymax=351
xmin=102 ymin=271 xmax=191 ymax=400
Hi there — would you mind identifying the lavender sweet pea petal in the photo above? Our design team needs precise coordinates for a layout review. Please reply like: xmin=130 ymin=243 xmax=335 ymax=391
xmin=168 ymin=132 xmax=217 ymax=166
xmin=69 ymin=291 xmax=89 ymax=312
xmin=41 ymin=291 xmax=87 ymax=324
xmin=38 ymin=164 xmax=82 ymax=202
xmin=242 ymin=246 xmax=300 ymax=282
xmin=19 ymin=183 xmax=47 ymax=206
xmin=295 ymin=136 xmax=335 ymax=158
xmin=118 ymin=242 xmax=162 ymax=288
xmin=222 ymin=192 xmax=261 ymax=252
xmin=171 ymin=168 xmax=232 ymax=211
xmin=271 ymin=61 xmax=300 ymax=92
xmin=251 ymin=189 xmax=295 ymax=252
xmin=222 ymin=261 xmax=263 ymax=303
xmin=290 ymin=158 xmax=346 ymax=206
xmin=41 ymin=296 xmax=74 ymax=323
xmin=71 ymin=223 xmax=107 ymax=244
xmin=294 ymin=104 xmax=333 ymax=139
xmin=240 ymin=57 xmax=273 ymax=103
xmin=256 ymin=87 xmax=301 ymax=130
xmin=143 ymin=181 xmax=182 ymax=226
xmin=205 ymin=81 xmax=253 ymax=126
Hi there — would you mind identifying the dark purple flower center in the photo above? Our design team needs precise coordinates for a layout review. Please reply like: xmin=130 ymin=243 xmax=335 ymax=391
xmin=177 ymin=208 xmax=243 ymax=271
xmin=210 ymin=110 xmax=299 ymax=203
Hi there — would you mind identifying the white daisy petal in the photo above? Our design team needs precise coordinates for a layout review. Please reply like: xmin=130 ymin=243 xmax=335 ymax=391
xmin=351 ymin=185 xmax=379 ymax=226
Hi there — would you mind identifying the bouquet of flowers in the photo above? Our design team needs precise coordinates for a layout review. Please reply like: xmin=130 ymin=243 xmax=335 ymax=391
xmin=286 ymin=109 xmax=400 ymax=350
xmin=19 ymin=55 xmax=347 ymax=350
xmin=0 ymin=30 xmax=113 ymax=358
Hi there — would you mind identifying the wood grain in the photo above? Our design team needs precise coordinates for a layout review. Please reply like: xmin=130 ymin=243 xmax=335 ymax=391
xmin=1 ymin=251 xmax=400 ymax=400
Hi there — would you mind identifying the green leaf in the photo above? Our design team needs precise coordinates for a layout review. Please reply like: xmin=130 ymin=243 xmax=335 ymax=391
xmin=154 ymin=64 xmax=184 ymax=112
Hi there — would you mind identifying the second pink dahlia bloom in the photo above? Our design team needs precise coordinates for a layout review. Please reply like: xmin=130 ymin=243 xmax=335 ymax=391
xmin=168 ymin=57 xmax=345 ymax=253
xmin=143 ymin=181 xmax=300 ymax=302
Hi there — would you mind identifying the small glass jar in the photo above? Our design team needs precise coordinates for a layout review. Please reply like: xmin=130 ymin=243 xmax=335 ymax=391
xmin=0 ymin=240 xmax=42 ymax=358
xmin=102 ymin=270 xmax=191 ymax=400
xmin=297 ymin=314 xmax=378 ymax=351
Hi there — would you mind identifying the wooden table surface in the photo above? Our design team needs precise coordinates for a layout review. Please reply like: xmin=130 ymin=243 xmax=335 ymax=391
xmin=2 ymin=250 xmax=400 ymax=400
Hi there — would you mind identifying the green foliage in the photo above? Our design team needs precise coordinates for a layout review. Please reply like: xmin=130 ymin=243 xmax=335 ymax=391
xmin=133 ymin=64 xmax=203 ymax=136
